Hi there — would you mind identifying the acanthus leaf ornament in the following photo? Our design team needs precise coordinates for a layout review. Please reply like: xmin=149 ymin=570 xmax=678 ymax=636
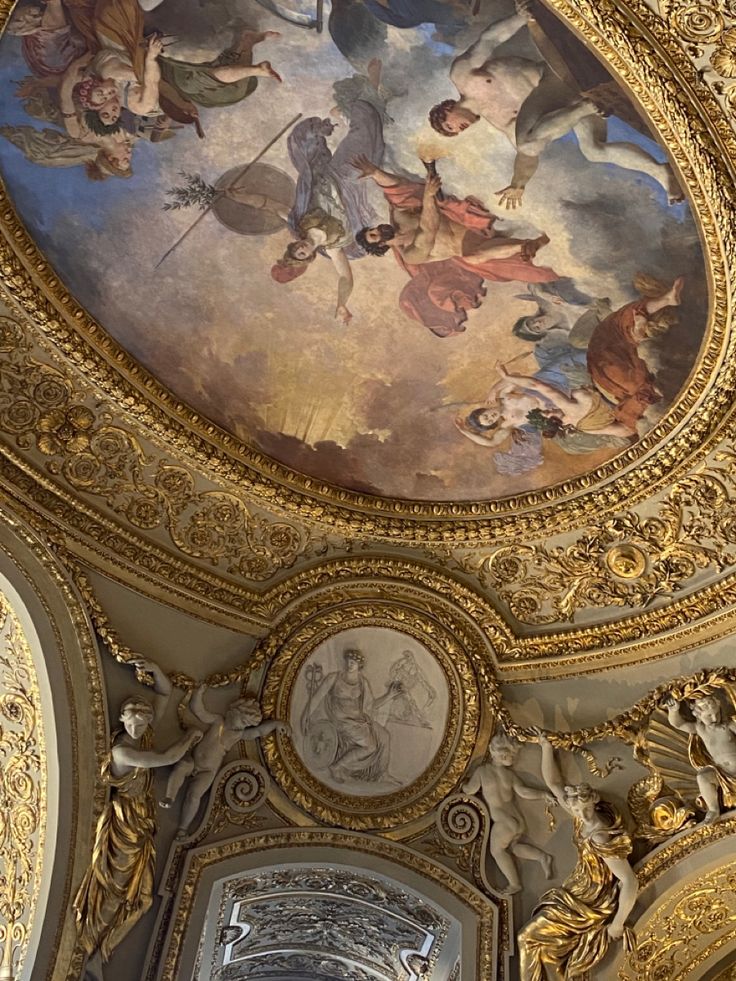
xmin=0 ymin=319 xmax=310 ymax=581
xmin=0 ymin=592 xmax=45 ymax=981
xmin=652 ymin=0 xmax=736 ymax=123
xmin=477 ymin=459 xmax=736 ymax=624
xmin=618 ymin=858 xmax=736 ymax=980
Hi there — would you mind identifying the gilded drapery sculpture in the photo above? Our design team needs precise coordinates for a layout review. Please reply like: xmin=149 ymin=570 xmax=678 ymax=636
xmin=73 ymin=658 xmax=200 ymax=963
xmin=517 ymin=731 xmax=637 ymax=980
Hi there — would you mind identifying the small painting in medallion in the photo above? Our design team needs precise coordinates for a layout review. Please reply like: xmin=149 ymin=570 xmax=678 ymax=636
xmin=290 ymin=627 xmax=449 ymax=796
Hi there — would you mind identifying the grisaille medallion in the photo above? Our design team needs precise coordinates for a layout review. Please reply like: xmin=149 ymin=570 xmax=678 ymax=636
xmin=291 ymin=627 xmax=450 ymax=796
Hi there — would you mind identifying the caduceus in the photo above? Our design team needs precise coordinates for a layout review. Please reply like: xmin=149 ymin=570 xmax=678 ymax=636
xmin=303 ymin=663 xmax=324 ymax=732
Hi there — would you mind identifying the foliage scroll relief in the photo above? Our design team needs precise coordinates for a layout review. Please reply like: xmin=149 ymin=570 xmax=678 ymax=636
xmin=62 ymin=566 xmax=736 ymax=980
xmin=0 ymin=589 xmax=46 ymax=981
xmin=0 ymin=317 xmax=312 ymax=584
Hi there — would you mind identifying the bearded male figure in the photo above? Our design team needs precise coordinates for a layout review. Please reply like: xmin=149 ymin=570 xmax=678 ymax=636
xmin=353 ymin=154 xmax=558 ymax=336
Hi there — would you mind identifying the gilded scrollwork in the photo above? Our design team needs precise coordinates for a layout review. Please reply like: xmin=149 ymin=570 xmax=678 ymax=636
xmin=14 ymin=404 xmax=736 ymax=659
xmin=6 ymin=473 xmax=736 ymax=669
xmin=426 ymin=794 xmax=494 ymax=894
xmin=474 ymin=456 xmax=736 ymax=624
xmin=0 ymin=317 xmax=310 ymax=582
xmin=0 ymin=589 xmax=46 ymax=980
xmin=652 ymin=0 xmax=736 ymax=128
xmin=617 ymin=861 xmax=736 ymax=980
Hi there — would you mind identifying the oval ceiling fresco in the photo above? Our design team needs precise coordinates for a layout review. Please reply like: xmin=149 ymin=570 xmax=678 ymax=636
xmin=0 ymin=0 xmax=708 ymax=502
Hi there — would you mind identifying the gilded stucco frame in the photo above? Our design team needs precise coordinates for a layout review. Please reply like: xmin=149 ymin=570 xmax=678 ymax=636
xmin=0 ymin=506 xmax=107 ymax=981
xmin=0 ymin=0 xmax=730 ymax=544
xmin=155 ymin=830 xmax=501 ymax=981
xmin=615 ymin=818 xmax=736 ymax=979
xmin=260 ymin=603 xmax=481 ymax=830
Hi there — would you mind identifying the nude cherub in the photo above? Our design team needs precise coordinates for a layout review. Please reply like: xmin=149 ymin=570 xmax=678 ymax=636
xmin=665 ymin=693 xmax=736 ymax=824
xmin=160 ymin=686 xmax=290 ymax=834
xmin=462 ymin=730 xmax=556 ymax=894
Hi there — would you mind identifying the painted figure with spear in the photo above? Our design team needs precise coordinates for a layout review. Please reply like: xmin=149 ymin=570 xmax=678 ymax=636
xmin=268 ymin=61 xmax=389 ymax=326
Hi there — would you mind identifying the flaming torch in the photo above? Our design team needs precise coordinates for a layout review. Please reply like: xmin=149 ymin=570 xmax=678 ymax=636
xmin=422 ymin=159 xmax=444 ymax=201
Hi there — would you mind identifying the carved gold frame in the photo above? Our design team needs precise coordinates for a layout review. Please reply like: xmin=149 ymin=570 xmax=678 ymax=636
xmin=157 ymin=830 xmax=500 ymax=981
xmin=260 ymin=600 xmax=481 ymax=830
xmin=617 ymin=818 xmax=736 ymax=979
xmin=0 ymin=507 xmax=107 ymax=981
xmin=0 ymin=586 xmax=47 ymax=979
xmin=0 ymin=0 xmax=731 ymax=542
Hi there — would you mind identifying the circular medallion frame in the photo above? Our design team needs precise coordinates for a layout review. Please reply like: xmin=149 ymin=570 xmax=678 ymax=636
xmin=261 ymin=603 xmax=481 ymax=830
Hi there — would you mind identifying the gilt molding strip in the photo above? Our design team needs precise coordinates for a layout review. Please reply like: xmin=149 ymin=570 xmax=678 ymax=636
xmin=0 ymin=0 xmax=732 ymax=539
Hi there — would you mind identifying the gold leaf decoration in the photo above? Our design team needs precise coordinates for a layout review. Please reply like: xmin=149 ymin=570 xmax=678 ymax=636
xmin=479 ymin=460 xmax=736 ymax=624
xmin=0 ymin=319 xmax=308 ymax=581
xmin=0 ymin=590 xmax=45 ymax=977
xmin=618 ymin=861 xmax=736 ymax=979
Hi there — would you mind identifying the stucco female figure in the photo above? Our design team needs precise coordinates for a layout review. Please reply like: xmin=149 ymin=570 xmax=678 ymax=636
xmin=301 ymin=648 xmax=402 ymax=784
xmin=73 ymin=656 xmax=201 ymax=964
xmin=517 ymin=729 xmax=637 ymax=980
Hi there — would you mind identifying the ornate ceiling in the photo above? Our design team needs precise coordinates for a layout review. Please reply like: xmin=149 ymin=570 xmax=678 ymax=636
xmin=1 ymin=0 xmax=736 ymax=978
xmin=0 ymin=0 xmax=729 ymax=657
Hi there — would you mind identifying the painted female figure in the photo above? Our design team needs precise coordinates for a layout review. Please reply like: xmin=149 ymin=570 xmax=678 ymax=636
xmin=518 ymin=729 xmax=637 ymax=980
xmin=300 ymin=648 xmax=402 ymax=785
xmin=455 ymin=357 xmax=632 ymax=477
xmin=270 ymin=64 xmax=387 ymax=325
xmin=73 ymin=657 xmax=200 ymax=964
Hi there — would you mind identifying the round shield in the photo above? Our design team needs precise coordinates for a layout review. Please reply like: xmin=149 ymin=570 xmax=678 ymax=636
xmin=301 ymin=719 xmax=338 ymax=770
xmin=212 ymin=162 xmax=295 ymax=236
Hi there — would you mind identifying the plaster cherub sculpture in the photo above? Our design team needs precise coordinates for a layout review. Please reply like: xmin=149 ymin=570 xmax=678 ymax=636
xmin=664 ymin=692 xmax=736 ymax=823
xmin=461 ymin=729 xmax=556 ymax=894
xmin=160 ymin=685 xmax=290 ymax=834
